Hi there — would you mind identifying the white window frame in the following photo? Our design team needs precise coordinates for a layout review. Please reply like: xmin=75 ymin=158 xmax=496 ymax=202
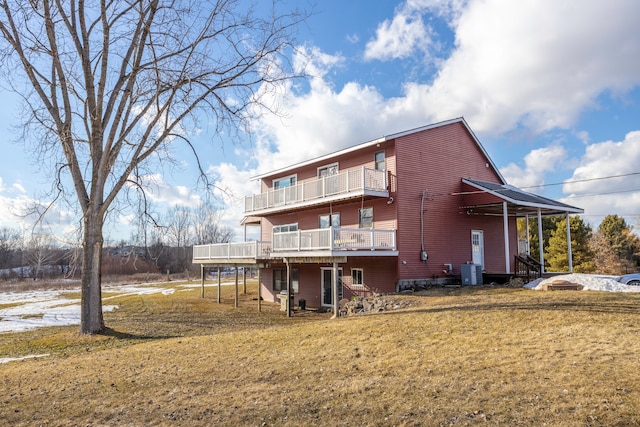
xmin=273 ymin=174 xmax=297 ymax=189
xmin=374 ymin=150 xmax=385 ymax=171
xmin=317 ymin=163 xmax=339 ymax=177
xmin=359 ymin=207 xmax=373 ymax=228
xmin=319 ymin=212 xmax=340 ymax=229
xmin=273 ymin=223 xmax=298 ymax=233
xmin=351 ymin=268 xmax=364 ymax=287
xmin=273 ymin=268 xmax=299 ymax=293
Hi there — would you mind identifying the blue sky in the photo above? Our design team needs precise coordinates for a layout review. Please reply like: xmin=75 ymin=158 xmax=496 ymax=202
xmin=1 ymin=0 xmax=640 ymax=243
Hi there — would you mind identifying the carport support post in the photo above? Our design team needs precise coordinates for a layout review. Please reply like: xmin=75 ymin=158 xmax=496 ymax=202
xmin=525 ymin=214 xmax=531 ymax=255
xmin=234 ymin=266 xmax=239 ymax=308
xmin=503 ymin=202 xmax=511 ymax=273
xmin=537 ymin=208 xmax=545 ymax=273
xmin=217 ymin=266 xmax=221 ymax=303
xmin=566 ymin=213 xmax=574 ymax=273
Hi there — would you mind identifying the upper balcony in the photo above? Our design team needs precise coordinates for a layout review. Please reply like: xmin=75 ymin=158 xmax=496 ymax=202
xmin=244 ymin=167 xmax=388 ymax=216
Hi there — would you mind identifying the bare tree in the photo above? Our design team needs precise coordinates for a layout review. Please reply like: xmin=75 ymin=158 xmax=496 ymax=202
xmin=0 ymin=1 xmax=305 ymax=333
xmin=193 ymin=202 xmax=234 ymax=245
xmin=24 ymin=232 xmax=58 ymax=280
xmin=165 ymin=205 xmax=193 ymax=248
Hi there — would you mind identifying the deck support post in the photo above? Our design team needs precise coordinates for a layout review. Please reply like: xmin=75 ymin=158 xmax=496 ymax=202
xmin=332 ymin=261 xmax=339 ymax=318
xmin=257 ymin=267 xmax=262 ymax=312
xmin=200 ymin=265 xmax=205 ymax=298
xmin=234 ymin=266 xmax=239 ymax=308
xmin=217 ymin=266 xmax=221 ymax=303
xmin=286 ymin=258 xmax=292 ymax=318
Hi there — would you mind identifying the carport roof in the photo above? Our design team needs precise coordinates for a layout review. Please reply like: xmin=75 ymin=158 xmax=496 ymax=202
xmin=461 ymin=178 xmax=583 ymax=216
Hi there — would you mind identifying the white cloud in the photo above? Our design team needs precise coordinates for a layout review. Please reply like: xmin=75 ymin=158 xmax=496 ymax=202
xmin=562 ymin=132 xmax=640 ymax=224
xmin=565 ymin=131 xmax=640 ymax=195
xmin=136 ymin=174 xmax=201 ymax=207
xmin=500 ymin=145 xmax=568 ymax=189
xmin=423 ymin=0 xmax=640 ymax=134
xmin=364 ymin=8 xmax=432 ymax=61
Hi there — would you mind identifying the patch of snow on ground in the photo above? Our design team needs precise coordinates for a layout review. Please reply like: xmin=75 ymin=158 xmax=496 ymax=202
xmin=0 ymin=354 xmax=49 ymax=364
xmin=525 ymin=273 xmax=640 ymax=293
xmin=0 ymin=283 xmax=181 ymax=333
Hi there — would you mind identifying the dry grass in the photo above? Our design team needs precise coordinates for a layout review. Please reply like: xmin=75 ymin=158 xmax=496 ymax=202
xmin=1 ymin=284 xmax=640 ymax=426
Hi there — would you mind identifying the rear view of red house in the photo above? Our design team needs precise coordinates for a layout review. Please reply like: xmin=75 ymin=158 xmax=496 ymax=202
xmin=193 ymin=118 xmax=582 ymax=314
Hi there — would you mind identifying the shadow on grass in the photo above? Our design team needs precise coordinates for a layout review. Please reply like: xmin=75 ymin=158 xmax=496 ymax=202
xmin=99 ymin=327 xmax=177 ymax=341
xmin=391 ymin=289 xmax=640 ymax=317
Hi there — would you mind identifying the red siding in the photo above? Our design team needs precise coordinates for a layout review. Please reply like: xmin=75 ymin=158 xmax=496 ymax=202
xmin=393 ymin=122 xmax=514 ymax=278
xmin=254 ymin=120 xmax=521 ymax=303
xmin=260 ymin=257 xmax=398 ymax=308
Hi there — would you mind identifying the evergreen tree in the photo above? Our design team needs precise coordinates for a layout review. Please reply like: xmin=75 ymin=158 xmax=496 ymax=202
xmin=545 ymin=216 xmax=595 ymax=273
xmin=594 ymin=215 xmax=640 ymax=272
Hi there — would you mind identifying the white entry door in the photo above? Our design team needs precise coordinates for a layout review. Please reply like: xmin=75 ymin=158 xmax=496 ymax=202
xmin=321 ymin=267 xmax=343 ymax=306
xmin=471 ymin=230 xmax=485 ymax=268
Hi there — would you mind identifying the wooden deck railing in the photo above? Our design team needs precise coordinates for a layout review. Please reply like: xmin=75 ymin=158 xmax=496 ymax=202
xmin=514 ymin=254 xmax=543 ymax=281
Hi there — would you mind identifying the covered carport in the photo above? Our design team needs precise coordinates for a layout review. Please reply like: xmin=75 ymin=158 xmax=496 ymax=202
xmin=460 ymin=178 xmax=584 ymax=275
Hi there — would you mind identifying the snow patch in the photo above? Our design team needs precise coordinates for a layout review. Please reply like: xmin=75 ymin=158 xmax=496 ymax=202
xmin=525 ymin=273 xmax=640 ymax=293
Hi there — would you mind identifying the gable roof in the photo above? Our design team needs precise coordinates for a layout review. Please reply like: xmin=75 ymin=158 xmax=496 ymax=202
xmin=462 ymin=178 xmax=583 ymax=215
xmin=252 ymin=117 xmax=505 ymax=182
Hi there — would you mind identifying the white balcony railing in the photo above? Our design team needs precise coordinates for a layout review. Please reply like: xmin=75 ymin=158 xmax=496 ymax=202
xmin=244 ymin=167 xmax=387 ymax=214
xmin=272 ymin=228 xmax=396 ymax=252
xmin=192 ymin=229 xmax=397 ymax=263
xmin=192 ymin=241 xmax=272 ymax=261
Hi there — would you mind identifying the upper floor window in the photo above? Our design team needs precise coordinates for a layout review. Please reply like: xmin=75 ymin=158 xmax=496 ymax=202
xmin=273 ymin=223 xmax=298 ymax=233
xmin=359 ymin=207 xmax=373 ymax=228
xmin=319 ymin=213 xmax=340 ymax=229
xmin=318 ymin=163 xmax=339 ymax=177
xmin=374 ymin=151 xmax=385 ymax=171
xmin=273 ymin=175 xmax=296 ymax=189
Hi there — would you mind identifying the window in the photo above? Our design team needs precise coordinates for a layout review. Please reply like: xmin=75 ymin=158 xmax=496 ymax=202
xmin=359 ymin=207 xmax=373 ymax=228
xmin=374 ymin=151 xmax=385 ymax=171
xmin=319 ymin=213 xmax=340 ymax=228
xmin=273 ymin=223 xmax=298 ymax=233
xmin=273 ymin=175 xmax=296 ymax=189
xmin=351 ymin=268 xmax=364 ymax=287
xmin=317 ymin=163 xmax=339 ymax=177
xmin=273 ymin=268 xmax=299 ymax=293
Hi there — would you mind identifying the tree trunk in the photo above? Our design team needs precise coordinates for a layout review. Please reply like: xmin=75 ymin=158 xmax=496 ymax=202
xmin=80 ymin=208 xmax=105 ymax=334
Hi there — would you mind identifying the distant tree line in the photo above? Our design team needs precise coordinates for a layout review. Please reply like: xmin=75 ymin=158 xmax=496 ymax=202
xmin=519 ymin=214 xmax=640 ymax=274
xmin=0 ymin=203 xmax=234 ymax=282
